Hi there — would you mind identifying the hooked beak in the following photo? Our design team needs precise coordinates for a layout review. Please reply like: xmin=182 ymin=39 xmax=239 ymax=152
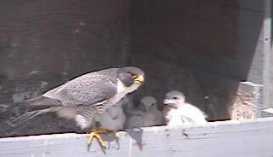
xmin=134 ymin=75 xmax=144 ymax=85
xmin=164 ymin=99 xmax=178 ymax=109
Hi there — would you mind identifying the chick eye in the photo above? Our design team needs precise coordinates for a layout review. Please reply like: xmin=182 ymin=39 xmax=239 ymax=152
xmin=173 ymin=97 xmax=178 ymax=100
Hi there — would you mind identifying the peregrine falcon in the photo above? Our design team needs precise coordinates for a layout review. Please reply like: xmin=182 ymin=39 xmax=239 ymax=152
xmin=9 ymin=66 xmax=144 ymax=151
xmin=163 ymin=90 xmax=207 ymax=127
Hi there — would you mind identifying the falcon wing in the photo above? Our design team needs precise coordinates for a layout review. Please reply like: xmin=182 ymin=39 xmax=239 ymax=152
xmin=44 ymin=68 xmax=118 ymax=106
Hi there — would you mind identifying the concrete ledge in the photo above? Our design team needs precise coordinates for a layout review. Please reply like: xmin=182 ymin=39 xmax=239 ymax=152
xmin=1 ymin=117 xmax=273 ymax=157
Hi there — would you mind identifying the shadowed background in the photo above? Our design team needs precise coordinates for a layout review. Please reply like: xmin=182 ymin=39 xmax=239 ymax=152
xmin=0 ymin=0 xmax=268 ymax=136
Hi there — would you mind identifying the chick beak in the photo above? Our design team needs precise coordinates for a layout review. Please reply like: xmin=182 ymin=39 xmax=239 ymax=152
xmin=164 ymin=99 xmax=178 ymax=109
xmin=134 ymin=75 xmax=144 ymax=85
xmin=164 ymin=99 xmax=175 ymax=105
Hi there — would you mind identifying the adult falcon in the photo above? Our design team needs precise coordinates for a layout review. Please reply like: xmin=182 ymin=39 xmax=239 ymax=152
xmin=9 ymin=66 xmax=144 ymax=151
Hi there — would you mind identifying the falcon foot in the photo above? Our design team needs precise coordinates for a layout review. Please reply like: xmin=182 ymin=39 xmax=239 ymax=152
xmin=87 ymin=128 xmax=118 ymax=153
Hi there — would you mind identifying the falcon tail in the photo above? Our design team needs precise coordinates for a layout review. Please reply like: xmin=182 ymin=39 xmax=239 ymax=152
xmin=7 ymin=108 xmax=54 ymax=127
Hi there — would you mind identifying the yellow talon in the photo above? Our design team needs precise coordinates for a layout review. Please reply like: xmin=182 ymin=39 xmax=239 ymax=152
xmin=87 ymin=128 xmax=117 ymax=153
xmin=88 ymin=132 xmax=108 ymax=149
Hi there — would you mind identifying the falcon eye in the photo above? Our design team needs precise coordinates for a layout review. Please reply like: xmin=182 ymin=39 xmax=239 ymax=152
xmin=132 ymin=74 xmax=138 ymax=79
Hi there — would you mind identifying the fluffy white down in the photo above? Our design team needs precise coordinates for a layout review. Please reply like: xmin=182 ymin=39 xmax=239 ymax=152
xmin=166 ymin=103 xmax=207 ymax=127
xmin=75 ymin=115 xmax=90 ymax=130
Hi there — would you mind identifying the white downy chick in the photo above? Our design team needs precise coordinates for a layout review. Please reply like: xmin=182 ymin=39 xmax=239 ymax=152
xmin=163 ymin=90 xmax=207 ymax=127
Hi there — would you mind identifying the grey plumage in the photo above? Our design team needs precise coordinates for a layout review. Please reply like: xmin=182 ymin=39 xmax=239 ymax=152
xmin=142 ymin=96 xmax=164 ymax=127
xmin=122 ymin=95 xmax=137 ymax=117
xmin=125 ymin=96 xmax=164 ymax=129
xmin=124 ymin=97 xmax=144 ymax=129
xmin=94 ymin=97 xmax=127 ymax=131
xmin=43 ymin=68 xmax=121 ymax=107
xmin=9 ymin=66 xmax=144 ymax=131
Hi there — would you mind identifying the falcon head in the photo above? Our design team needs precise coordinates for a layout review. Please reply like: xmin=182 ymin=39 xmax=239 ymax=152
xmin=141 ymin=96 xmax=157 ymax=111
xmin=117 ymin=66 xmax=144 ymax=88
xmin=163 ymin=90 xmax=185 ymax=108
